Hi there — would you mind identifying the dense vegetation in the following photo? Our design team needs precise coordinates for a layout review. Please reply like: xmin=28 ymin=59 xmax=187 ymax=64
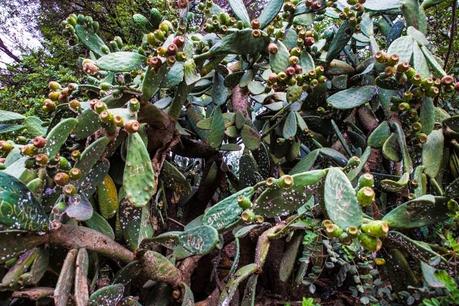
xmin=0 ymin=0 xmax=458 ymax=305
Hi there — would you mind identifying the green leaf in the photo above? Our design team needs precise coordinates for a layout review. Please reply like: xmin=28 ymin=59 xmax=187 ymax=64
xmin=365 ymin=0 xmax=401 ymax=11
xmin=123 ymin=133 xmax=155 ymax=207
xmin=228 ymin=0 xmax=251 ymax=25
xmin=75 ymin=136 xmax=110 ymax=177
xmin=45 ymin=118 xmax=78 ymax=159
xmin=85 ymin=211 xmax=115 ymax=240
xmin=96 ymin=52 xmax=146 ymax=72
xmin=241 ymin=124 xmax=261 ymax=150
xmin=0 ymin=172 xmax=48 ymax=231
xmin=422 ymin=129 xmax=444 ymax=178
xmin=383 ymin=195 xmax=449 ymax=229
xmin=327 ymin=86 xmax=376 ymax=109
xmin=368 ymin=121 xmax=391 ymax=148
xmin=269 ymin=40 xmax=290 ymax=73
xmin=324 ymin=168 xmax=362 ymax=229
xmin=0 ymin=110 xmax=24 ymax=122
xmin=258 ymin=0 xmax=283 ymax=28
xmin=388 ymin=36 xmax=414 ymax=63
xmin=326 ymin=21 xmax=352 ymax=63
xmin=282 ymin=111 xmax=298 ymax=139
xmin=207 ymin=108 xmax=225 ymax=149
xmin=75 ymin=24 xmax=109 ymax=57
xmin=202 ymin=187 xmax=255 ymax=231
xmin=89 ymin=284 xmax=124 ymax=306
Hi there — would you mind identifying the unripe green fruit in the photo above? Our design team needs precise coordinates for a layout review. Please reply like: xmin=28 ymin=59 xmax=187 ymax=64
xmin=361 ymin=220 xmax=389 ymax=238
xmin=128 ymin=98 xmax=140 ymax=113
xmin=358 ymin=233 xmax=382 ymax=252
xmin=48 ymin=81 xmax=61 ymax=91
xmin=358 ymin=173 xmax=374 ymax=188
xmin=241 ymin=209 xmax=255 ymax=222
xmin=279 ymin=175 xmax=294 ymax=189
xmin=325 ymin=224 xmax=343 ymax=237
xmin=59 ymin=157 xmax=71 ymax=170
xmin=356 ymin=186 xmax=375 ymax=207
xmin=237 ymin=195 xmax=252 ymax=209
xmin=159 ymin=20 xmax=172 ymax=33
xmin=146 ymin=33 xmax=156 ymax=45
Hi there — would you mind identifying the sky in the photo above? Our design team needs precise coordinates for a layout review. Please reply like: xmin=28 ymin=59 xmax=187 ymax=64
xmin=0 ymin=0 xmax=43 ymax=68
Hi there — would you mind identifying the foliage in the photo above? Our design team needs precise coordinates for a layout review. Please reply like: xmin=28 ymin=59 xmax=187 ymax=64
xmin=0 ymin=0 xmax=458 ymax=305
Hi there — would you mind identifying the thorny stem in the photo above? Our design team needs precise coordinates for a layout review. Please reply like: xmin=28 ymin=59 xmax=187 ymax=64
xmin=443 ymin=0 xmax=458 ymax=70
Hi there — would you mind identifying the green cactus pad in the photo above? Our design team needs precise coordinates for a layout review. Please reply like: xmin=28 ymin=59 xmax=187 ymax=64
xmin=254 ymin=170 xmax=326 ymax=218
xmin=0 ymin=231 xmax=47 ymax=264
xmin=142 ymin=64 xmax=169 ymax=100
xmin=218 ymin=263 xmax=258 ymax=305
xmin=85 ymin=211 xmax=115 ymax=239
xmin=89 ymin=284 xmax=125 ymax=306
xmin=75 ymin=136 xmax=110 ymax=177
xmin=383 ymin=195 xmax=449 ymax=229
xmin=96 ymin=52 xmax=146 ymax=72
xmin=97 ymin=175 xmax=119 ymax=219
xmin=327 ymin=86 xmax=377 ymax=110
xmin=368 ymin=121 xmax=391 ymax=148
xmin=119 ymin=200 xmax=154 ymax=251
xmin=203 ymin=187 xmax=255 ymax=231
xmin=177 ymin=225 xmax=219 ymax=256
xmin=123 ymin=133 xmax=155 ymax=207
xmin=0 ymin=172 xmax=48 ymax=231
xmin=75 ymin=24 xmax=109 ymax=57
xmin=258 ymin=0 xmax=284 ymax=29
xmin=74 ymin=109 xmax=100 ymax=140
xmin=160 ymin=161 xmax=192 ymax=203
xmin=45 ymin=118 xmax=78 ymax=160
xmin=206 ymin=29 xmax=270 ymax=58
xmin=269 ymin=40 xmax=289 ymax=73
xmin=324 ymin=168 xmax=363 ymax=229
xmin=422 ymin=129 xmax=444 ymax=178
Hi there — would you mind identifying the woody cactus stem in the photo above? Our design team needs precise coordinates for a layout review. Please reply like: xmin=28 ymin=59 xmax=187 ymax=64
xmin=49 ymin=224 xmax=135 ymax=263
